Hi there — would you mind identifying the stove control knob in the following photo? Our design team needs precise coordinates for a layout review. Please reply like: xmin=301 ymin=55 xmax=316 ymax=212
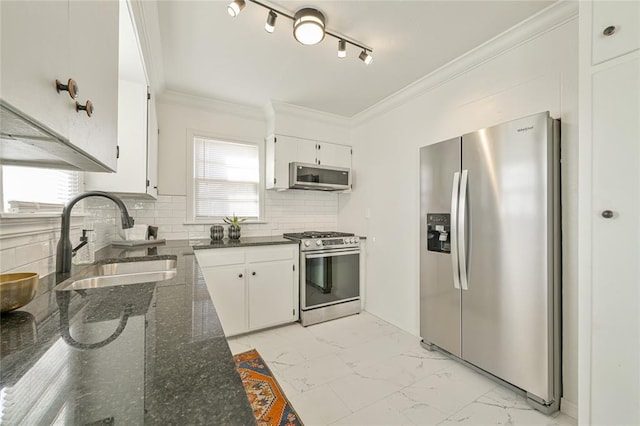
xmin=304 ymin=241 xmax=311 ymax=247
xmin=316 ymin=239 xmax=323 ymax=246
xmin=354 ymin=237 xmax=359 ymax=243
xmin=343 ymin=238 xmax=348 ymax=244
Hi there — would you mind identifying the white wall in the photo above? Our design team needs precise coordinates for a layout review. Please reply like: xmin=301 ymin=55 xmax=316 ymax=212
xmin=337 ymin=15 xmax=578 ymax=415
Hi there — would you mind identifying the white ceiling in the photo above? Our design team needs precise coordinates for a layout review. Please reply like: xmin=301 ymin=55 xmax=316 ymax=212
xmin=156 ymin=0 xmax=555 ymax=118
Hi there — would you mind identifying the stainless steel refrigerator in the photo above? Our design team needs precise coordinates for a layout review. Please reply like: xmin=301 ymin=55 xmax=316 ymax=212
xmin=419 ymin=111 xmax=561 ymax=414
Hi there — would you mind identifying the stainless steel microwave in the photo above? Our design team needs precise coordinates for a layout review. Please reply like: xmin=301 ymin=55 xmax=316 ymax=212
xmin=289 ymin=162 xmax=351 ymax=191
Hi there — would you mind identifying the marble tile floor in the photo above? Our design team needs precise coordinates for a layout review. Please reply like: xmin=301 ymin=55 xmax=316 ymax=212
xmin=227 ymin=312 xmax=576 ymax=426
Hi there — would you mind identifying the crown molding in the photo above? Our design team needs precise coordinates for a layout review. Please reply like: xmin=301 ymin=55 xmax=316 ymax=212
xmin=351 ymin=0 xmax=579 ymax=126
xmin=129 ymin=0 xmax=166 ymax=96
xmin=158 ymin=90 xmax=265 ymax=121
xmin=269 ymin=100 xmax=351 ymax=129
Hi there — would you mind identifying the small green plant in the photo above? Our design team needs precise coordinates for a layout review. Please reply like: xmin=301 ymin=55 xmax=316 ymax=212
xmin=223 ymin=214 xmax=246 ymax=228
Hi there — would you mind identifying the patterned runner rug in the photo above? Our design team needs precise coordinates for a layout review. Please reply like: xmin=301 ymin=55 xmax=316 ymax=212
xmin=233 ymin=349 xmax=304 ymax=426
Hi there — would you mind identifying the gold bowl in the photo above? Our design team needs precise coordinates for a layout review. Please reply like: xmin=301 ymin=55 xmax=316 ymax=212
xmin=0 ymin=273 xmax=39 ymax=313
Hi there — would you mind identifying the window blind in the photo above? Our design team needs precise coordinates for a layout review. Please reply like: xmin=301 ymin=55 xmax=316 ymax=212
xmin=193 ymin=137 xmax=259 ymax=220
xmin=2 ymin=166 xmax=79 ymax=213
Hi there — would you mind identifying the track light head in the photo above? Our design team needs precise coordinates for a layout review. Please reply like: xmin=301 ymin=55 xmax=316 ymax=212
xmin=265 ymin=10 xmax=277 ymax=33
xmin=293 ymin=8 xmax=326 ymax=45
xmin=359 ymin=49 xmax=373 ymax=65
xmin=338 ymin=39 xmax=346 ymax=58
xmin=227 ymin=0 xmax=246 ymax=17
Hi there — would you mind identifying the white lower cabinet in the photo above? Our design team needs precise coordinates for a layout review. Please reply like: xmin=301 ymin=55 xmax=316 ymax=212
xmin=195 ymin=245 xmax=299 ymax=337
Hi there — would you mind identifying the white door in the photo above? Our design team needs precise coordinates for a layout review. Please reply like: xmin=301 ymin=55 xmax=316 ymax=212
xmin=273 ymin=135 xmax=299 ymax=189
xmin=589 ymin=56 xmax=640 ymax=424
xmin=201 ymin=266 xmax=247 ymax=336
xmin=248 ymin=261 xmax=295 ymax=330
xmin=0 ymin=0 xmax=69 ymax=137
xmin=297 ymin=137 xmax=318 ymax=165
xmin=318 ymin=142 xmax=352 ymax=168
xmin=68 ymin=0 xmax=119 ymax=170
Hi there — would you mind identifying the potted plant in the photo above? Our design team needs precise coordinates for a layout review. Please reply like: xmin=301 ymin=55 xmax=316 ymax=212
xmin=223 ymin=214 xmax=246 ymax=239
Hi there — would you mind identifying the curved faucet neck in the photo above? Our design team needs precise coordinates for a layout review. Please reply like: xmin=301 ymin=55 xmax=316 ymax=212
xmin=56 ymin=191 xmax=134 ymax=274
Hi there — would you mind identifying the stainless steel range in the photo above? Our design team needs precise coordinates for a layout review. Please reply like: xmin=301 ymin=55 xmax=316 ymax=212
xmin=283 ymin=231 xmax=361 ymax=326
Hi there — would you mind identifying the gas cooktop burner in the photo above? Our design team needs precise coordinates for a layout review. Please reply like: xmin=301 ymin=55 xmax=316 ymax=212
xmin=283 ymin=231 xmax=355 ymax=240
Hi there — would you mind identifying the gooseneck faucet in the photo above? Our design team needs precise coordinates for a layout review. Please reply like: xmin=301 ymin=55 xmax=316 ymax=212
xmin=56 ymin=191 xmax=135 ymax=274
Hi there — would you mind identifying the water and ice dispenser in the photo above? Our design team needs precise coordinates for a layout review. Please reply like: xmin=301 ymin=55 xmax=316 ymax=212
xmin=426 ymin=213 xmax=451 ymax=253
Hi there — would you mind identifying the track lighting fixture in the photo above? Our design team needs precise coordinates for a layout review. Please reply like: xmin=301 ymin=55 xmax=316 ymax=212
xmin=265 ymin=10 xmax=277 ymax=33
xmin=226 ymin=0 xmax=373 ymax=64
xmin=293 ymin=8 xmax=325 ymax=45
xmin=227 ymin=0 xmax=246 ymax=17
xmin=359 ymin=49 xmax=373 ymax=65
xmin=338 ymin=39 xmax=346 ymax=58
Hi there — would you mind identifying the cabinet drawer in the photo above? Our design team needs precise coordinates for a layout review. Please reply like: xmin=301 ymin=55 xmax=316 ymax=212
xmin=195 ymin=249 xmax=245 ymax=267
xmin=246 ymin=246 xmax=295 ymax=263
xmin=592 ymin=1 xmax=640 ymax=65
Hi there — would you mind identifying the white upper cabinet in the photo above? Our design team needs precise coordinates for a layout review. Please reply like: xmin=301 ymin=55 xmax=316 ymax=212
xmin=0 ymin=0 xmax=119 ymax=171
xmin=85 ymin=0 xmax=158 ymax=198
xmin=0 ymin=1 xmax=69 ymax=138
xmin=265 ymin=134 xmax=352 ymax=190
xmin=591 ymin=0 xmax=640 ymax=65
xmin=68 ymin=0 xmax=119 ymax=171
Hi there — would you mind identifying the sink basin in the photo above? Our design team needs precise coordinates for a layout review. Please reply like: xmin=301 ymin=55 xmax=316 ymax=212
xmin=55 ymin=257 xmax=178 ymax=292
xmin=98 ymin=259 xmax=177 ymax=276
xmin=57 ymin=270 xmax=177 ymax=291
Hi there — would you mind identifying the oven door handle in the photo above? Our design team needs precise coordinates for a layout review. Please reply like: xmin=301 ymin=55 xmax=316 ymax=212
xmin=304 ymin=249 xmax=361 ymax=259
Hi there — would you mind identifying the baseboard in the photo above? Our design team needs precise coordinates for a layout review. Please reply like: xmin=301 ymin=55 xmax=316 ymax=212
xmin=560 ymin=397 xmax=578 ymax=419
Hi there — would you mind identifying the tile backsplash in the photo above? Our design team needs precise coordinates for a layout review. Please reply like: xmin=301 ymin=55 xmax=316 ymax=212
xmin=0 ymin=190 xmax=338 ymax=277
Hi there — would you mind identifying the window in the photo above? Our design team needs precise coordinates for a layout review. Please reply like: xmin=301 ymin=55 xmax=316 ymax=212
xmin=189 ymin=135 xmax=261 ymax=221
xmin=1 ymin=166 xmax=79 ymax=213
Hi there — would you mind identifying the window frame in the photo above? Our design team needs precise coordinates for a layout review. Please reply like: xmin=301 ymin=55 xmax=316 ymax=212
xmin=186 ymin=130 xmax=265 ymax=224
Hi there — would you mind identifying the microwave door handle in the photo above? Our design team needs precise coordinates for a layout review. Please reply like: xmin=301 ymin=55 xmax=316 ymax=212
xmin=451 ymin=171 xmax=461 ymax=290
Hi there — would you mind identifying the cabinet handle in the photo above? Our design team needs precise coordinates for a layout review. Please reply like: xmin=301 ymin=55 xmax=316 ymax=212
xmin=76 ymin=100 xmax=94 ymax=117
xmin=602 ymin=25 xmax=616 ymax=36
xmin=601 ymin=210 xmax=614 ymax=219
xmin=238 ymin=273 xmax=243 ymax=278
xmin=252 ymin=272 xmax=256 ymax=276
xmin=55 ymin=78 xmax=79 ymax=99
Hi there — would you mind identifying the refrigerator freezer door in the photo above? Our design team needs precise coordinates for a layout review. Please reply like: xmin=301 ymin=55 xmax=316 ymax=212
xmin=460 ymin=112 xmax=555 ymax=401
xmin=420 ymin=137 xmax=462 ymax=357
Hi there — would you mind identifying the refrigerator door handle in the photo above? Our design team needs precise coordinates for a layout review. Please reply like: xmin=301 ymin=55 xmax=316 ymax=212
xmin=459 ymin=169 xmax=469 ymax=290
xmin=450 ymin=171 xmax=461 ymax=290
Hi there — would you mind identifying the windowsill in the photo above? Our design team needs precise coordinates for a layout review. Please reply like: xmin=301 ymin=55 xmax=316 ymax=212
xmin=0 ymin=212 xmax=86 ymax=219
xmin=0 ymin=213 xmax=86 ymax=239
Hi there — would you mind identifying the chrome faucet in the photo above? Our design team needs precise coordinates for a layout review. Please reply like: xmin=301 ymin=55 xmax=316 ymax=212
xmin=56 ymin=191 xmax=135 ymax=274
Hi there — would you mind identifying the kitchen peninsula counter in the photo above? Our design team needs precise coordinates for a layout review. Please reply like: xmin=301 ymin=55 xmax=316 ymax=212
xmin=0 ymin=240 xmax=258 ymax=425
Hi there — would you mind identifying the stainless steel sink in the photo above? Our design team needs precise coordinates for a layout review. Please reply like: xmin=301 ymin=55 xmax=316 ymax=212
xmin=55 ymin=257 xmax=178 ymax=292
xmin=58 ymin=270 xmax=177 ymax=291
xmin=97 ymin=259 xmax=177 ymax=276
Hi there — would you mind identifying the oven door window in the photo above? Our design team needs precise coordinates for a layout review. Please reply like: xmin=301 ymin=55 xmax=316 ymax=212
xmin=304 ymin=252 xmax=359 ymax=308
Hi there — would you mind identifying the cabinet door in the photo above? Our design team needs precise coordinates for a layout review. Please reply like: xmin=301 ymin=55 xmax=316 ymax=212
xmin=318 ymin=142 xmax=352 ymax=168
xmin=248 ymin=260 xmax=296 ymax=330
xmin=0 ymin=0 xmax=69 ymax=137
xmin=592 ymin=1 xmax=640 ymax=65
xmin=68 ymin=0 xmax=119 ymax=171
xmin=271 ymin=135 xmax=298 ymax=189
xmin=85 ymin=80 xmax=148 ymax=193
xmin=296 ymin=137 xmax=318 ymax=165
xmin=146 ymin=94 xmax=159 ymax=198
xmin=590 ymin=57 xmax=640 ymax=424
xmin=201 ymin=266 xmax=247 ymax=336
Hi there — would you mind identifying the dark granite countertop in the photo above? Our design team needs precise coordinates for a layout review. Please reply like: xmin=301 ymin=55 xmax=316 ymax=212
xmin=0 ymin=240 xmax=257 ymax=425
xmin=191 ymin=235 xmax=299 ymax=250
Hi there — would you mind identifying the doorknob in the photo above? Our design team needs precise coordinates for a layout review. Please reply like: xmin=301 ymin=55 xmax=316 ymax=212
xmin=601 ymin=210 xmax=614 ymax=219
